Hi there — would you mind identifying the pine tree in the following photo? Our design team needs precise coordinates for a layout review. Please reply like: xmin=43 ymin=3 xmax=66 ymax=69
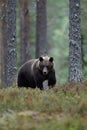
xmin=36 ymin=0 xmax=48 ymax=57
xmin=69 ymin=0 xmax=82 ymax=82
xmin=1 ymin=0 xmax=17 ymax=87
xmin=19 ymin=0 xmax=30 ymax=65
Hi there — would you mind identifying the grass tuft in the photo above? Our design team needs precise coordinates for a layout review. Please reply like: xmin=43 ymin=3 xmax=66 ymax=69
xmin=0 ymin=83 xmax=87 ymax=130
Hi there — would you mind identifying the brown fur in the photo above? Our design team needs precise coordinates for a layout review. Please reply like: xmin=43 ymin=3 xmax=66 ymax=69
xmin=17 ymin=56 xmax=56 ymax=90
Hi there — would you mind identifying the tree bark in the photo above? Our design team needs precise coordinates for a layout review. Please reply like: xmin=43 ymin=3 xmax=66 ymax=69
xmin=69 ymin=0 xmax=82 ymax=82
xmin=1 ymin=0 xmax=17 ymax=87
xmin=19 ymin=0 xmax=30 ymax=65
xmin=36 ymin=0 xmax=48 ymax=58
xmin=0 ymin=0 xmax=6 ymax=87
xmin=0 ymin=2 xmax=2 ymax=87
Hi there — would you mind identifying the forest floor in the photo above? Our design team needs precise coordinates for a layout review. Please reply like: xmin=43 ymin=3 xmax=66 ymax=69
xmin=0 ymin=83 xmax=87 ymax=130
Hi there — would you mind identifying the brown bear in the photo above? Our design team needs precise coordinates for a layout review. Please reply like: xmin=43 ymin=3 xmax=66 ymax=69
xmin=17 ymin=56 xmax=56 ymax=90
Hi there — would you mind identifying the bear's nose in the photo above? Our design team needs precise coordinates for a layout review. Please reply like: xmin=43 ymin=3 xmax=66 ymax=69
xmin=43 ymin=72 xmax=47 ymax=75
xmin=43 ymin=67 xmax=48 ymax=75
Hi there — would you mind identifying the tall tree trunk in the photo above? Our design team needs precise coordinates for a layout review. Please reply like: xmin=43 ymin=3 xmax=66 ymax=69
xmin=69 ymin=0 xmax=82 ymax=82
xmin=1 ymin=0 xmax=17 ymax=87
xmin=0 ymin=2 xmax=2 ymax=87
xmin=0 ymin=1 xmax=6 ymax=87
xmin=19 ymin=0 xmax=30 ymax=65
xmin=36 ymin=0 xmax=48 ymax=58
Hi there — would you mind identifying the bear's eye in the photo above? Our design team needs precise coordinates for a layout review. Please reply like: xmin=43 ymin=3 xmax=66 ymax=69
xmin=46 ymin=65 xmax=53 ymax=69
xmin=46 ymin=65 xmax=49 ymax=68
xmin=39 ymin=64 xmax=44 ymax=69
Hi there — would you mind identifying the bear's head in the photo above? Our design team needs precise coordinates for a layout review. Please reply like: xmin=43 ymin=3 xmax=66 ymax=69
xmin=38 ymin=56 xmax=54 ymax=76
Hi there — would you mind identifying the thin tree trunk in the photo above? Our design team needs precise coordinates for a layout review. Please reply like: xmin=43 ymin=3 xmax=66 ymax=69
xmin=1 ymin=0 xmax=17 ymax=87
xmin=69 ymin=0 xmax=82 ymax=82
xmin=36 ymin=0 xmax=48 ymax=58
xmin=0 ymin=1 xmax=6 ymax=87
xmin=0 ymin=2 xmax=2 ymax=87
xmin=19 ymin=0 xmax=30 ymax=65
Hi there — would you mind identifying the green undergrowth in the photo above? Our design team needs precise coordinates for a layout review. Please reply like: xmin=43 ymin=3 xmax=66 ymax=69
xmin=0 ymin=83 xmax=87 ymax=130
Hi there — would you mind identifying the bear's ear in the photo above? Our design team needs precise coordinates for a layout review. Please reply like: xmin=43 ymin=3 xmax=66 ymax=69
xmin=49 ymin=57 xmax=54 ymax=62
xmin=39 ymin=56 xmax=43 ymax=62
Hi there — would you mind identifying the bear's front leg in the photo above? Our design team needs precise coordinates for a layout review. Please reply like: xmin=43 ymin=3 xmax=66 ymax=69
xmin=36 ymin=80 xmax=49 ymax=90
xmin=48 ymin=71 xmax=56 ymax=87
xmin=36 ymin=81 xmax=43 ymax=90
xmin=34 ymin=73 xmax=44 ymax=90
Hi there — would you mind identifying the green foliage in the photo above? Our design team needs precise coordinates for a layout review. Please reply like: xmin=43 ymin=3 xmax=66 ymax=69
xmin=0 ymin=83 xmax=87 ymax=130
xmin=47 ymin=0 xmax=69 ymax=83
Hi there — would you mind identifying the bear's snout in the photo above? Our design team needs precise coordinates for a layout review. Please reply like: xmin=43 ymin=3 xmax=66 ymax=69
xmin=43 ymin=67 xmax=48 ymax=75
